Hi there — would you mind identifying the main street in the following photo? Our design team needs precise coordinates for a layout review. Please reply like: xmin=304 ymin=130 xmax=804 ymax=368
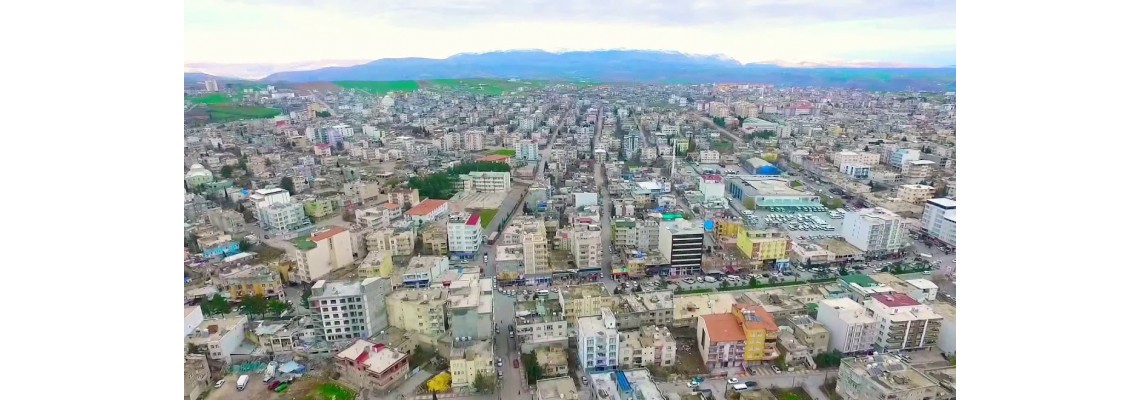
xmin=594 ymin=107 xmax=614 ymax=279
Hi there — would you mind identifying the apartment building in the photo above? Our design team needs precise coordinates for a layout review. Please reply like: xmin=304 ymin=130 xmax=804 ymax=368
xmin=505 ymin=216 xmax=550 ymax=279
xmin=919 ymin=198 xmax=956 ymax=247
xmin=614 ymin=291 xmax=675 ymax=330
xmin=901 ymin=160 xmax=936 ymax=183
xmin=832 ymin=151 xmax=881 ymax=167
xmin=291 ymin=226 xmax=354 ymax=283
xmin=896 ymin=184 xmax=935 ymax=204
xmin=184 ymin=354 xmax=211 ymax=400
xmin=309 ymin=278 xmax=390 ymax=343
xmin=839 ymin=274 xmax=898 ymax=304
xmin=185 ymin=315 xmax=248 ymax=364
xmin=387 ymin=288 xmax=447 ymax=339
xmin=515 ymin=139 xmax=541 ymax=161
xmin=355 ymin=205 xmax=400 ymax=230
xmin=516 ymin=298 xmax=569 ymax=353
xmin=699 ymin=174 xmax=726 ymax=203
xmin=736 ymin=228 xmax=790 ymax=263
xmin=447 ymin=213 xmax=484 ymax=259
xmin=888 ymin=149 xmax=922 ymax=169
xmin=559 ymin=284 xmax=618 ymax=332
xmin=659 ymin=219 xmax=704 ymax=276
xmin=447 ymin=273 xmax=495 ymax=340
xmin=698 ymin=150 xmax=721 ymax=164
xmin=837 ymin=354 xmax=951 ymax=400
xmin=366 ymin=227 xmax=415 ymax=256
xmin=406 ymin=199 xmax=449 ymax=225
xmin=462 ymin=131 xmax=484 ymax=151
xmin=449 ymin=340 xmax=495 ymax=388
xmin=184 ymin=305 xmax=204 ymax=336
xmin=730 ymin=304 xmax=780 ymax=365
xmin=343 ymin=181 xmax=382 ymax=205
xmin=358 ymin=251 xmax=394 ymax=278
xmin=816 ymin=298 xmax=877 ymax=354
xmin=577 ymin=309 xmax=620 ymax=373
xmin=619 ymin=326 xmax=677 ymax=368
xmin=250 ymin=188 xmax=308 ymax=231
xmin=841 ymin=164 xmax=872 ymax=180
xmin=459 ymin=171 xmax=512 ymax=193
xmin=788 ymin=315 xmax=831 ymax=355
xmin=420 ymin=222 xmax=449 ymax=256
xmin=571 ymin=224 xmax=603 ymax=271
xmin=696 ymin=313 xmax=746 ymax=369
xmin=335 ymin=339 xmax=411 ymax=391
xmin=400 ymin=255 xmax=449 ymax=288
xmin=841 ymin=208 xmax=905 ymax=255
xmin=217 ymin=264 xmax=285 ymax=300
xmin=865 ymin=294 xmax=943 ymax=351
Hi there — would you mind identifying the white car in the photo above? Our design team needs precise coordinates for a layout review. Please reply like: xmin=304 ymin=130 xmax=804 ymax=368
xmin=728 ymin=378 xmax=740 ymax=384
xmin=214 ymin=379 xmax=225 ymax=388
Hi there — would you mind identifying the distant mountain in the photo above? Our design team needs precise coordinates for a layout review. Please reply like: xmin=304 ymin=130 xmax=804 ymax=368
xmin=185 ymin=60 xmax=373 ymax=80
xmin=225 ymin=50 xmax=954 ymax=91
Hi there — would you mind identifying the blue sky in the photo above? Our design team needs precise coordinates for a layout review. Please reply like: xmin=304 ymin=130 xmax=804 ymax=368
xmin=185 ymin=0 xmax=955 ymax=66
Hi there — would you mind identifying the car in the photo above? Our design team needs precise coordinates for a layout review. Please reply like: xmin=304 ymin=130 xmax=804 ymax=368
xmin=687 ymin=382 xmax=700 ymax=389
xmin=498 ymin=370 xmax=504 ymax=377
xmin=514 ymin=359 xmax=520 ymax=368
xmin=497 ymin=357 xmax=503 ymax=367
xmin=582 ymin=376 xmax=589 ymax=384
xmin=744 ymin=381 xmax=758 ymax=388
xmin=728 ymin=378 xmax=740 ymax=384
xmin=214 ymin=379 xmax=225 ymax=388
xmin=268 ymin=380 xmax=282 ymax=390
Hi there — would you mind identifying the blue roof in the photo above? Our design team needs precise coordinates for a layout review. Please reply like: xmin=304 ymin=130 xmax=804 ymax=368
xmin=615 ymin=371 xmax=632 ymax=392
xmin=758 ymin=166 xmax=781 ymax=175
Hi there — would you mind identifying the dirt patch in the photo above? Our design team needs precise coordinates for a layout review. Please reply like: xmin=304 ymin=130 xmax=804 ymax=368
xmin=289 ymin=82 xmax=343 ymax=95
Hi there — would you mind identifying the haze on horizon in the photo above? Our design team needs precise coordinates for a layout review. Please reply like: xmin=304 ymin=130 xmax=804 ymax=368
xmin=186 ymin=0 xmax=955 ymax=68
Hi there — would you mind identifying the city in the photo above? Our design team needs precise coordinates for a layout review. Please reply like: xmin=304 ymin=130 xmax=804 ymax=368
xmin=183 ymin=79 xmax=957 ymax=400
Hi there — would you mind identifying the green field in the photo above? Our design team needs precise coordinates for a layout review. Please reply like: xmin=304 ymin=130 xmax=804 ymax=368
xmin=187 ymin=93 xmax=232 ymax=104
xmin=303 ymin=382 xmax=356 ymax=400
xmin=479 ymin=209 xmax=499 ymax=228
xmin=207 ymin=104 xmax=281 ymax=122
xmin=334 ymin=80 xmax=420 ymax=94
xmin=425 ymin=78 xmax=534 ymax=95
xmin=491 ymin=149 xmax=516 ymax=157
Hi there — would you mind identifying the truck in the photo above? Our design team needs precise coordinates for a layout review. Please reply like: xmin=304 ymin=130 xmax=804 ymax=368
xmin=263 ymin=361 xmax=278 ymax=382
xmin=236 ymin=374 xmax=250 ymax=391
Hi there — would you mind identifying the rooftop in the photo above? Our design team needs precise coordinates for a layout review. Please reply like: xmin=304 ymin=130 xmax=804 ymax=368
xmin=926 ymin=198 xmax=956 ymax=209
xmin=733 ymin=304 xmax=778 ymax=331
xmin=563 ymin=283 xmax=607 ymax=300
xmin=335 ymin=339 xmax=408 ymax=376
xmin=841 ymin=355 xmax=943 ymax=394
xmin=309 ymin=226 xmax=347 ymax=242
xmin=536 ymin=376 xmax=579 ymax=400
xmin=407 ymin=199 xmax=449 ymax=216
xmin=515 ymin=298 xmax=565 ymax=325
xmin=701 ymin=313 xmax=746 ymax=342
xmin=588 ymin=369 xmax=663 ymax=400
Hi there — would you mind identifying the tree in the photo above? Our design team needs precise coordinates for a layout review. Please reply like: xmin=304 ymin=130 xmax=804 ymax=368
xmin=522 ymin=353 xmax=543 ymax=384
xmin=267 ymin=299 xmax=290 ymax=316
xmin=789 ymin=180 xmax=803 ymax=188
xmin=239 ymin=295 xmax=269 ymax=317
xmin=220 ymin=165 xmax=235 ymax=179
xmin=280 ymin=177 xmax=296 ymax=195
xmin=315 ymin=111 xmax=332 ymax=118
xmin=713 ymin=117 xmax=726 ymax=127
xmin=426 ymin=372 xmax=451 ymax=393
xmin=720 ymin=281 xmax=729 ymax=289
xmin=238 ymin=240 xmax=254 ymax=252
xmin=472 ymin=372 xmax=494 ymax=393
xmin=301 ymin=285 xmax=312 ymax=306
xmin=201 ymin=294 xmax=231 ymax=316
xmin=947 ymin=353 xmax=956 ymax=366
xmin=813 ymin=350 xmax=844 ymax=368
xmin=749 ymin=277 xmax=759 ymax=287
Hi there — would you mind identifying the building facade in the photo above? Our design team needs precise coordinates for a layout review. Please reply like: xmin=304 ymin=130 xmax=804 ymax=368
xmin=816 ymin=298 xmax=877 ymax=354
xmin=659 ymin=219 xmax=704 ymax=276
xmin=865 ymin=294 xmax=943 ymax=351
xmin=919 ymin=198 xmax=956 ymax=247
xmin=309 ymin=278 xmax=391 ymax=343
xmin=447 ymin=213 xmax=484 ymax=259
xmin=335 ymin=339 xmax=411 ymax=391
xmin=577 ymin=309 xmax=620 ymax=373
xmin=841 ymin=208 xmax=905 ymax=255
xmin=292 ymin=226 xmax=355 ymax=283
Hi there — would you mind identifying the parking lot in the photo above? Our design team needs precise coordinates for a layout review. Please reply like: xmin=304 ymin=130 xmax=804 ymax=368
xmin=206 ymin=376 xmax=276 ymax=400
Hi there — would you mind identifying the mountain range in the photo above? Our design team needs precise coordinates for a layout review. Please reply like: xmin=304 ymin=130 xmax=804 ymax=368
xmin=185 ymin=50 xmax=955 ymax=91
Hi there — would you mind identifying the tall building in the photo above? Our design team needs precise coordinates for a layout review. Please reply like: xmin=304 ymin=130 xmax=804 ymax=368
xmin=919 ymin=198 xmax=956 ymax=247
xmin=730 ymin=304 xmax=780 ymax=365
xmin=841 ymin=208 xmax=905 ymax=255
xmin=515 ymin=139 xmax=541 ymax=161
xmin=571 ymin=224 xmax=603 ymax=271
xmin=659 ymin=219 xmax=704 ymax=276
xmin=696 ymin=313 xmax=745 ymax=369
xmin=249 ymin=188 xmax=308 ymax=232
xmin=447 ymin=213 xmax=484 ymax=259
xmin=309 ymin=278 xmax=391 ymax=343
xmin=816 ymin=298 xmax=877 ymax=354
xmin=508 ymin=217 xmax=551 ymax=279
xmin=386 ymin=288 xmax=447 ymax=338
xmin=888 ymin=149 xmax=922 ymax=169
xmin=292 ymin=226 xmax=354 ymax=283
xmin=449 ymin=340 xmax=495 ymax=388
xmin=204 ymin=79 xmax=219 ymax=92
xmin=447 ymin=273 xmax=495 ymax=340
xmin=622 ymin=134 xmax=640 ymax=161
xmin=459 ymin=171 xmax=512 ymax=193
xmin=865 ymin=294 xmax=943 ymax=351
xmin=736 ymin=228 xmax=789 ymax=264
xmin=577 ymin=309 xmax=620 ymax=373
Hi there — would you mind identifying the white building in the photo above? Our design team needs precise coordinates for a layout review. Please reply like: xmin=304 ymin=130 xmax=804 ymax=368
xmin=250 ymin=188 xmax=308 ymax=231
xmin=401 ymin=255 xmax=449 ymax=288
xmin=816 ymin=298 xmax=877 ymax=354
xmin=619 ymin=326 xmax=677 ymax=368
xmin=864 ymin=294 xmax=943 ymax=351
xmin=841 ymin=164 xmax=871 ymax=180
xmin=832 ymin=151 xmax=881 ymax=167
xmin=698 ymin=174 xmax=726 ymax=202
xmin=185 ymin=315 xmax=248 ymax=364
xmin=460 ymin=171 xmax=511 ymax=193
xmin=841 ymin=208 xmax=905 ymax=254
xmin=309 ymin=278 xmax=391 ymax=343
xmin=447 ymin=213 xmax=484 ymax=257
xmin=837 ymin=354 xmax=950 ymax=400
xmin=184 ymin=305 xmax=204 ymax=336
xmin=571 ymin=224 xmax=603 ymax=270
xmin=740 ymin=117 xmax=779 ymax=133
xmin=292 ymin=226 xmax=355 ymax=283
xmin=462 ymin=131 xmax=484 ymax=151
xmin=577 ymin=309 xmax=620 ymax=373
xmin=919 ymin=198 xmax=956 ymax=247
xmin=698 ymin=150 xmax=720 ymax=164
xmin=515 ymin=139 xmax=541 ymax=161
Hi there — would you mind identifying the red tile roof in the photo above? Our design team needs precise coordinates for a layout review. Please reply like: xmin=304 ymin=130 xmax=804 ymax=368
xmin=406 ymin=199 xmax=448 ymax=216
xmin=733 ymin=304 xmax=778 ymax=331
xmin=701 ymin=313 xmax=746 ymax=343
xmin=703 ymin=174 xmax=723 ymax=183
xmin=309 ymin=226 xmax=347 ymax=242
xmin=871 ymin=293 xmax=921 ymax=308
xmin=466 ymin=214 xmax=480 ymax=226
xmin=477 ymin=154 xmax=510 ymax=162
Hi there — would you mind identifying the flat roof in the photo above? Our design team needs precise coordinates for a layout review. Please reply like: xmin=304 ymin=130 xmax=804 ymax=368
xmin=926 ymin=198 xmax=956 ymax=209
xmin=336 ymin=339 xmax=407 ymax=376
xmin=871 ymin=293 xmax=922 ymax=308
xmin=905 ymin=279 xmax=939 ymax=290
xmin=536 ymin=376 xmax=578 ymax=400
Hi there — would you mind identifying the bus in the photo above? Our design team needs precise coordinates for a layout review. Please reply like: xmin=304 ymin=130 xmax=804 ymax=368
xmin=486 ymin=231 xmax=499 ymax=245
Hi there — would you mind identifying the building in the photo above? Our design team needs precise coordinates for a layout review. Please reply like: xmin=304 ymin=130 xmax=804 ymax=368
xmin=619 ymin=326 xmax=677 ymax=368
xmin=292 ymin=226 xmax=354 ymax=283
xmin=741 ymin=117 xmax=779 ymax=133
xmin=476 ymin=154 xmax=512 ymax=165
xmin=888 ymin=149 xmax=922 ymax=169
xmin=614 ymin=291 xmax=675 ymax=330
xmin=736 ymin=228 xmax=790 ymax=264
xmin=919 ymin=198 xmax=956 ymax=247
xmin=516 ymin=139 xmax=541 ymax=161
xmin=699 ymin=174 xmax=726 ymax=202
xmin=730 ymin=304 xmax=780 ymax=364
xmin=185 ymin=163 xmax=214 ymax=188
xmin=184 ymin=354 xmax=211 ymax=400
xmin=420 ymin=222 xmax=449 ymax=256
xmin=832 ymin=151 xmax=881 ymax=167
xmin=400 ymin=256 xmax=448 ymax=288
xmin=185 ymin=315 xmax=248 ymax=364
xmin=841 ymin=208 xmax=905 ymax=255
xmin=184 ymin=305 xmax=204 ymax=336
xmin=836 ymin=354 xmax=951 ymax=400
xmin=698 ymin=150 xmax=720 ymax=164
xmin=931 ymin=302 xmax=956 ymax=356
xmin=696 ymin=313 xmax=746 ymax=369
xmin=865 ymin=294 xmax=943 ymax=351
xmin=516 ymin=297 xmax=569 ymax=352
xmin=623 ymin=134 xmax=640 ymax=160
xmin=536 ymin=347 xmax=571 ymax=377
xmin=537 ymin=376 xmax=579 ymax=400
xmin=358 ymin=250 xmax=394 ymax=278
xmin=204 ymin=79 xmax=219 ymax=92
xmin=334 ymin=339 xmax=411 ymax=391
xmin=840 ymin=164 xmax=871 ymax=180
xmin=577 ymin=309 xmax=620 ymax=372
xmin=459 ymin=171 xmax=512 ymax=193
xmin=250 ymin=188 xmax=308 ymax=232
xmin=659 ymin=218 xmax=704 ymax=276
xmin=406 ymin=199 xmax=450 ymax=225
xmin=355 ymin=206 xmax=397 ymax=230
xmin=367 ymin=227 xmax=415 ymax=256
xmin=787 ymin=315 xmax=831 ymax=355
xmin=449 ymin=339 xmax=495 ymax=389
xmin=447 ymin=213 xmax=484 ymax=259
xmin=586 ymin=369 xmax=664 ymax=400
xmin=502 ymin=216 xmax=551 ymax=282
xmin=309 ymin=278 xmax=391 ymax=343
xmin=559 ymin=284 xmax=618 ymax=331
xmin=447 ymin=273 xmax=495 ymax=340
xmin=816 ymin=298 xmax=877 ymax=354
xmin=727 ymin=176 xmax=820 ymax=209
xmin=896 ymin=185 xmax=935 ymax=204
xmin=387 ymin=288 xmax=447 ymax=338
xmin=838 ymin=274 xmax=898 ymax=304
xmin=571 ymin=223 xmax=603 ymax=271
xmin=217 ymin=264 xmax=285 ymax=300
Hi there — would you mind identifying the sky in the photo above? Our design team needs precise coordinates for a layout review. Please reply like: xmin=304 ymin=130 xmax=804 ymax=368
xmin=185 ymin=0 xmax=956 ymax=66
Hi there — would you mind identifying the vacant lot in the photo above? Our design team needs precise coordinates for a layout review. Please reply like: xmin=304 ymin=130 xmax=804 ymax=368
xmin=188 ymin=93 xmax=233 ymax=104
xmin=479 ymin=209 xmax=499 ymax=228
xmin=335 ymin=80 xmax=419 ymax=94
xmin=492 ymin=149 xmax=516 ymax=157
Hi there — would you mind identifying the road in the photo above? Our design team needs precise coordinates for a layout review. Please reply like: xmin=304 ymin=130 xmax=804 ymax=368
xmin=656 ymin=371 xmax=838 ymax=400
xmin=492 ymin=291 xmax=528 ymax=399
xmin=594 ymin=107 xmax=614 ymax=278
xmin=691 ymin=113 xmax=745 ymax=144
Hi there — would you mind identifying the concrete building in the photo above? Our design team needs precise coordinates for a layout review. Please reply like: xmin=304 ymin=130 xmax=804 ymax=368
xmin=571 ymin=223 xmax=603 ymax=271
xmin=292 ymin=226 xmax=354 ymax=283
xmin=250 ymin=188 xmax=308 ymax=232
xmin=358 ymin=250 xmax=394 ymax=278
xmin=334 ymin=339 xmax=410 ymax=391
xmin=366 ymin=227 xmax=415 ymax=256
xmin=614 ymin=291 xmax=675 ymax=330
xmin=184 ymin=305 xmax=204 ymax=336
xmin=930 ymin=302 xmax=956 ymax=356
xmin=698 ymin=150 xmax=721 ymax=164
xmin=919 ymin=198 xmax=956 ymax=247
xmin=447 ymin=273 xmax=495 ymax=340
xmin=449 ymin=339 xmax=495 ymax=389
xmin=788 ymin=315 xmax=831 ymax=355
xmin=865 ymin=294 xmax=943 ymax=351
xmin=727 ymin=176 xmax=821 ymax=209
xmin=731 ymin=304 xmax=780 ymax=365
xmin=841 ymin=208 xmax=905 ymax=255
xmin=837 ymin=354 xmax=951 ymax=400
xmin=816 ymin=298 xmax=877 ymax=354
xmin=888 ymin=149 xmax=922 ymax=169
xmin=841 ymin=164 xmax=872 ymax=180
xmin=516 ymin=139 xmax=541 ymax=161
xmin=896 ymin=184 xmax=935 ymax=204
xmin=736 ymin=228 xmax=790 ymax=263
xmin=516 ymin=297 xmax=569 ymax=353
xmin=619 ymin=325 xmax=677 ymax=368
xmin=577 ymin=309 xmax=620 ymax=372
xmin=309 ymin=278 xmax=391 ymax=343
xmin=406 ymin=199 xmax=450 ymax=225
xmin=832 ymin=151 xmax=881 ymax=167
xmin=839 ymin=274 xmax=898 ymax=304
xmin=185 ymin=315 xmax=248 ymax=364
xmin=387 ymin=288 xmax=447 ymax=339
xmin=217 ymin=264 xmax=285 ymax=300
xmin=185 ymin=163 xmax=214 ymax=188
xmin=586 ymin=369 xmax=664 ymax=400
xmin=184 ymin=354 xmax=211 ymax=400
xmin=400 ymin=256 xmax=449 ymax=288
xmin=536 ymin=377 xmax=579 ymax=400
xmin=513 ymin=217 xmax=551 ymax=281
xmin=699 ymin=174 xmax=726 ymax=202
xmin=447 ymin=213 xmax=484 ymax=259
xmin=420 ymin=222 xmax=449 ymax=256
xmin=696 ymin=313 xmax=746 ymax=369
xmin=536 ymin=347 xmax=571 ymax=377
xmin=459 ymin=171 xmax=512 ymax=193
xmin=559 ymin=284 xmax=618 ymax=331
xmin=659 ymin=218 xmax=704 ymax=276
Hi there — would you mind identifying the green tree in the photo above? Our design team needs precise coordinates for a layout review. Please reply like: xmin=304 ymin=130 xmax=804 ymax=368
xmin=522 ymin=352 xmax=543 ymax=384
xmin=472 ymin=372 xmax=494 ymax=393
xmin=749 ymin=277 xmax=759 ymax=287
xmin=280 ymin=177 xmax=296 ymax=195
xmin=790 ymin=180 xmax=803 ymax=188
xmin=813 ymin=350 xmax=844 ymax=368
xmin=201 ymin=294 xmax=231 ymax=316
xmin=315 ymin=111 xmax=332 ymax=118
xmin=220 ymin=165 xmax=235 ymax=178
xmin=267 ymin=299 xmax=290 ymax=316
xmin=239 ymin=295 xmax=269 ymax=317
xmin=713 ymin=117 xmax=726 ymax=127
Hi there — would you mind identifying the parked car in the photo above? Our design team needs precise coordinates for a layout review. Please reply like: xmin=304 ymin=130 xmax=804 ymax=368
xmin=213 ymin=380 xmax=225 ymax=388
xmin=728 ymin=378 xmax=740 ymax=384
